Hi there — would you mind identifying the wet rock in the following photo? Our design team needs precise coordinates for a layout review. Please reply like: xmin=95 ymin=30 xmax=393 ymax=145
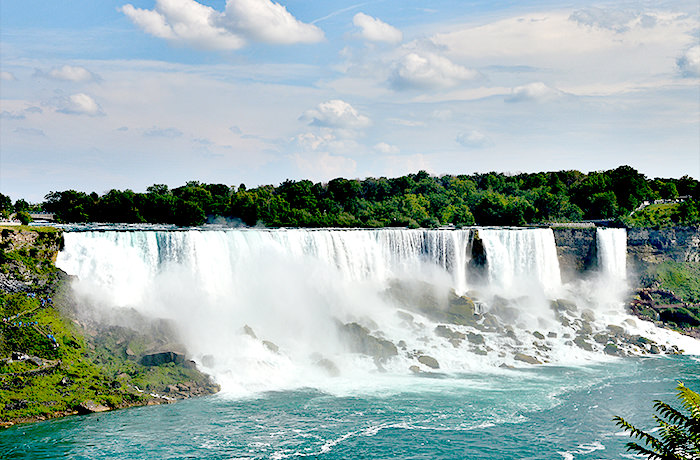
xmin=581 ymin=309 xmax=596 ymax=322
xmin=315 ymin=358 xmax=340 ymax=377
xmin=467 ymin=332 xmax=485 ymax=344
xmin=263 ymin=340 xmax=279 ymax=353
xmin=514 ymin=353 xmax=541 ymax=365
xmin=573 ymin=335 xmax=593 ymax=351
xmin=434 ymin=325 xmax=465 ymax=342
xmin=533 ymin=331 xmax=545 ymax=340
xmin=603 ymin=343 xmax=621 ymax=356
xmin=417 ymin=355 xmax=440 ymax=369
xmin=397 ymin=340 xmax=407 ymax=350
xmin=547 ymin=332 xmax=558 ymax=338
xmin=649 ymin=344 xmax=661 ymax=354
xmin=243 ymin=325 xmax=257 ymax=339
xmin=552 ymin=299 xmax=577 ymax=313
xmin=337 ymin=322 xmax=398 ymax=362
xmin=607 ymin=325 xmax=625 ymax=336
xmin=577 ymin=321 xmax=593 ymax=335
xmin=593 ymin=334 xmax=609 ymax=344
xmin=77 ymin=400 xmax=110 ymax=414
xmin=409 ymin=365 xmax=421 ymax=374
xmin=472 ymin=347 xmax=488 ymax=356
xmin=499 ymin=363 xmax=514 ymax=369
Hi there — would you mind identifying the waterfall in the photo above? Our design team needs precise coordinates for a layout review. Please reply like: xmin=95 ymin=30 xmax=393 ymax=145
xmin=478 ymin=228 xmax=562 ymax=295
xmin=56 ymin=227 xmax=697 ymax=395
xmin=596 ymin=228 xmax=627 ymax=280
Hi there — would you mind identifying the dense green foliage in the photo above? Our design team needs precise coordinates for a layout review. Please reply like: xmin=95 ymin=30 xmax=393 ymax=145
xmin=614 ymin=382 xmax=700 ymax=459
xmin=16 ymin=166 xmax=700 ymax=227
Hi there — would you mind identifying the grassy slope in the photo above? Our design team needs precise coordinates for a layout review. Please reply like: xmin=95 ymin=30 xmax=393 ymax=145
xmin=0 ymin=227 xmax=218 ymax=426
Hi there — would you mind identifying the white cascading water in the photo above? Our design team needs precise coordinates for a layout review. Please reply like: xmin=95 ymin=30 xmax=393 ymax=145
xmin=56 ymin=227 xmax=699 ymax=396
xmin=596 ymin=228 xmax=627 ymax=280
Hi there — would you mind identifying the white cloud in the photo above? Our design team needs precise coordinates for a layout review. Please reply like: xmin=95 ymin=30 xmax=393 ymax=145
xmin=505 ymin=82 xmax=563 ymax=103
xmin=456 ymin=130 xmax=491 ymax=148
xmin=292 ymin=151 xmax=357 ymax=181
xmin=677 ymin=45 xmax=700 ymax=77
xmin=301 ymin=99 xmax=370 ymax=129
xmin=122 ymin=0 xmax=245 ymax=50
xmin=374 ymin=142 xmax=399 ymax=154
xmin=144 ymin=126 xmax=183 ymax=138
xmin=56 ymin=93 xmax=104 ymax=115
xmin=122 ymin=0 xmax=323 ymax=50
xmin=1 ymin=71 xmax=16 ymax=81
xmin=223 ymin=0 xmax=324 ymax=45
xmin=14 ymin=127 xmax=46 ymax=137
xmin=41 ymin=65 xmax=97 ymax=82
xmin=390 ymin=52 xmax=478 ymax=90
xmin=353 ymin=13 xmax=402 ymax=44
xmin=0 ymin=111 xmax=25 ymax=120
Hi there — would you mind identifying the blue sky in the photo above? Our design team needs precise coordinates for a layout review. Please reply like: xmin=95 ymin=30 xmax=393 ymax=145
xmin=1 ymin=0 xmax=698 ymax=201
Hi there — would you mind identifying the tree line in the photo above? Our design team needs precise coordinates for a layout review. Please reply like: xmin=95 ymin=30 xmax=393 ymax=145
xmin=1 ymin=165 xmax=699 ymax=228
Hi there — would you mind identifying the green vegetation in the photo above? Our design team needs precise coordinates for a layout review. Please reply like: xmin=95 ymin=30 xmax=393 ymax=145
xmin=625 ymin=201 xmax=700 ymax=228
xmin=6 ymin=165 xmax=696 ymax=227
xmin=655 ymin=262 xmax=700 ymax=304
xmin=0 ymin=228 xmax=218 ymax=426
xmin=614 ymin=382 xmax=700 ymax=460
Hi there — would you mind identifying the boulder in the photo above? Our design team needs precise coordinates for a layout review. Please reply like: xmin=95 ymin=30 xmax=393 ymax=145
xmin=532 ymin=331 xmax=545 ymax=340
xmin=514 ymin=353 xmax=541 ymax=365
xmin=417 ymin=355 xmax=440 ymax=369
xmin=467 ymin=332 xmax=485 ymax=344
xmin=315 ymin=358 xmax=340 ymax=377
xmin=337 ymin=322 xmax=398 ymax=362
xmin=573 ymin=335 xmax=593 ymax=351
xmin=77 ymin=400 xmax=110 ymax=414
xmin=140 ymin=351 xmax=185 ymax=366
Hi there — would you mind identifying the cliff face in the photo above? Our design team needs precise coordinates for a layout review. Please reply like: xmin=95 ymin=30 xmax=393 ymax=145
xmin=0 ymin=227 xmax=64 ymax=293
xmin=551 ymin=226 xmax=700 ymax=280
xmin=626 ymin=227 xmax=700 ymax=265
xmin=551 ymin=228 xmax=597 ymax=282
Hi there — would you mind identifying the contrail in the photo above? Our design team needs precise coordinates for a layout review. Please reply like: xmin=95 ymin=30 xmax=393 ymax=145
xmin=311 ymin=1 xmax=376 ymax=24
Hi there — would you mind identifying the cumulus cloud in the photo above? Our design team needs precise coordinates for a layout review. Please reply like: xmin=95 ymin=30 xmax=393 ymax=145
xmin=222 ymin=0 xmax=324 ymax=45
xmin=390 ymin=52 xmax=478 ymax=90
xmin=353 ymin=13 xmax=402 ymax=44
xmin=0 ymin=71 xmax=16 ymax=81
xmin=677 ymin=45 xmax=700 ymax=78
xmin=144 ymin=126 xmax=183 ymax=138
xmin=456 ymin=130 xmax=492 ymax=148
xmin=56 ymin=93 xmax=104 ymax=115
xmin=36 ymin=65 xmax=98 ymax=82
xmin=505 ymin=82 xmax=563 ymax=103
xmin=121 ymin=0 xmax=323 ymax=50
xmin=301 ymin=99 xmax=370 ymax=129
xmin=374 ymin=142 xmax=399 ymax=154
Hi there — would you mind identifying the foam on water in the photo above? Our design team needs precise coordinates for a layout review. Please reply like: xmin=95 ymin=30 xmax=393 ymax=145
xmin=56 ymin=227 xmax=700 ymax=396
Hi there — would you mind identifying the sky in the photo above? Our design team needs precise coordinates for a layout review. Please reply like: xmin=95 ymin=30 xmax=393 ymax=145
xmin=1 ymin=0 xmax=699 ymax=202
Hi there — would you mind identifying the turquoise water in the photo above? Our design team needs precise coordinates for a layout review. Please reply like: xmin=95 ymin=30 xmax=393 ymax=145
xmin=2 ymin=356 xmax=698 ymax=459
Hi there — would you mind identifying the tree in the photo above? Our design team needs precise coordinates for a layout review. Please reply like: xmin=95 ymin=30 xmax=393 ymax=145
xmin=16 ymin=211 xmax=32 ymax=225
xmin=614 ymin=382 xmax=700 ymax=459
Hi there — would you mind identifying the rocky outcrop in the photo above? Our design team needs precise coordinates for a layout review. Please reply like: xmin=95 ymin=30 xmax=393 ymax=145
xmin=551 ymin=227 xmax=597 ymax=281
